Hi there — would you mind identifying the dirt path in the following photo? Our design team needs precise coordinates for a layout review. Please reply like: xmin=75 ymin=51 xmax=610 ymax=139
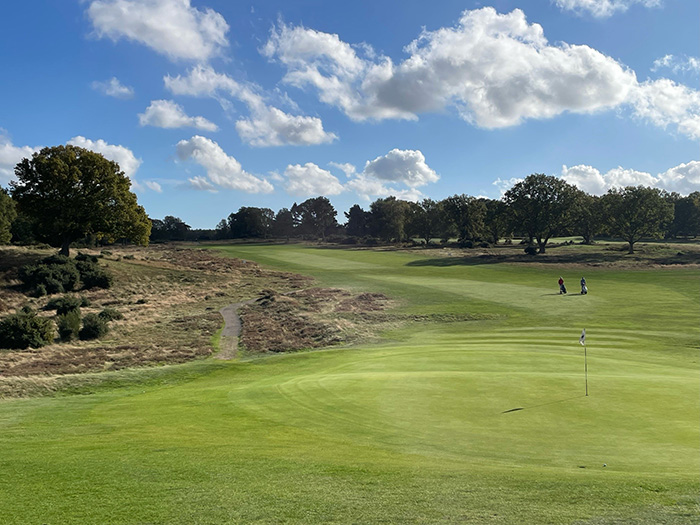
xmin=216 ymin=300 xmax=255 ymax=360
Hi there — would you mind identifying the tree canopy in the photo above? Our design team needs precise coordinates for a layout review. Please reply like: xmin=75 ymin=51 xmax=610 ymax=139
xmin=10 ymin=145 xmax=150 ymax=255
xmin=0 ymin=187 xmax=17 ymax=244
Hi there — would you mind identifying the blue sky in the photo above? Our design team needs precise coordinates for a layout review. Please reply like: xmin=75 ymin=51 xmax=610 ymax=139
xmin=1 ymin=0 xmax=698 ymax=228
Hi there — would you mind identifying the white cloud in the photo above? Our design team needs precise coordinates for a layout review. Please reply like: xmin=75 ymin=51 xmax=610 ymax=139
xmin=363 ymin=149 xmax=439 ymax=187
xmin=165 ymin=65 xmax=337 ymax=146
xmin=561 ymin=161 xmax=700 ymax=195
xmin=553 ymin=0 xmax=661 ymax=18
xmin=144 ymin=180 xmax=163 ymax=193
xmin=329 ymin=162 xmax=356 ymax=178
xmin=284 ymin=163 xmax=344 ymax=196
xmin=492 ymin=177 xmax=524 ymax=196
xmin=630 ymin=79 xmax=700 ymax=140
xmin=263 ymin=8 xmax=637 ymax=127
xmin=0 ymin=131 xmax=41 ymax=183
xmin=91 ymin=77 xmax=134 ymax=99
xmin=652 ymin=54 xmax=700 ymax=76
xmin=138 ymin=99 xmax=218 ymax=131
xmin=175 ymin=135 xmax=273 ymax=193
xmin=235 ymin=106 xmax=337 ymax=147
xmin=187 ymin=175 xmax=217 ymax=192
xmin=67 ymin=135 xmax=141 ymax=178
xmin=345 ymin=175 xmax=423 ymax=202
xmin=87 ymin=0 xmax=229 ymax=62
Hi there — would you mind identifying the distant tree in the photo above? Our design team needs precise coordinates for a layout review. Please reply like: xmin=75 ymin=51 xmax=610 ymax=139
xmin=602 ymin=186 xmax=674 ymax=253
xmin=163 ymin=216 xmax=191 ymax=241
xmin=0 ymin=187 xmax=17 ymax=244
xmin=228 ymin=207 xmax=274 ymax=238
xmin=481 ymin=198 xmax=509 ymax=245
xmin=503 ymin=174 xmax=579 ymax=253
xmin=295 ymin=197 xmax=338 ymax=239
xmin=669 ymin=192 xmax=700 ymax=238
xmin=572 ymin=193 xmax=604 ymax=244
xmin=10 ymin=145 xmax=150 ymax=256
xmin=215 ymin=219 xmax=229 ymax=240
xmin=442 ymin=194 xmax=486 ymax=245
xmin=406 ymin=198 xmax=446 ymax=245
xmin=273 ymin=208 xmax=296 ymax=239
xmin=368 ymin=196 xmax=410 ymax=242
xmin=344 ymin=204 xmax=369 ymax=238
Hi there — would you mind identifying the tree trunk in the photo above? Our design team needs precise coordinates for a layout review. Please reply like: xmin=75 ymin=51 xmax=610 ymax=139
xmin=60 ymin=239 xmax=71 ymax=257
xmin=627 ymin=240 xmax=635 ymax=254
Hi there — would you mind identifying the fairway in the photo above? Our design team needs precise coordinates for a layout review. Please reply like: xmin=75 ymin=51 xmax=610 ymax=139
xmin=1 ymin=244 xmax=698 ymax=523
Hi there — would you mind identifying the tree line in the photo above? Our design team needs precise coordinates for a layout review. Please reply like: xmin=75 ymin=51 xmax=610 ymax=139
xmin=155 ymin=175 xmax=699 ymax=254
xmin=1 ymin=146 xmax=699 ymax=255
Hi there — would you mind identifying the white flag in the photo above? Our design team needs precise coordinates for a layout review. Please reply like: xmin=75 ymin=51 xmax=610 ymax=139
xmin=579 ymin=329 xmax=586 ymax=346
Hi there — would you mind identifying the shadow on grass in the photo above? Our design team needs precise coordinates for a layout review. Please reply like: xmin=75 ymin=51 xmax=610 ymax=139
xmin=406 ymin=252 xmax=631 ymax=267
xmin=502 ymin=394 xmax=586 ymax=414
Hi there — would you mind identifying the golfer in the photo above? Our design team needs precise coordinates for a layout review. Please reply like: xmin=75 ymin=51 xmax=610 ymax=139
xmin=580 ymin=277 xmax=587 ymax=294
xmin=558 ymin=276 xmax=567 ymax=294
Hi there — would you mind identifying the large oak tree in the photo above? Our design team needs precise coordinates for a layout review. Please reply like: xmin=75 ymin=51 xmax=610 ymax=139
xmin=10 ymin=145 xmax=151 ymax=255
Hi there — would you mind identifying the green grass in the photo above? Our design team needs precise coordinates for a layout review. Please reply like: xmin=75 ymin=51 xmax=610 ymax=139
xmin=0 ymin=243 xmax=698 ymax=523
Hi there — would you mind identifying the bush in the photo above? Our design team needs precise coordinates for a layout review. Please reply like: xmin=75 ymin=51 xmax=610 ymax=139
xmin=460 ymin=240 xmax=474 ymax=249
xmin=0 ymin=308 xmax=54 ymax=349
xmin=75 ymin=252 xmax=99 ymax=263
xmin=76 ymin=260 xmax=113 ymax=289
xmin=79 ymin=313 xmax=109 ymax=340
xmin=524 ymin=246 xmax=538 ymax=256
xmin=57 ymin=310 xmax=81 ymax=341
xmin=479 ymin=241 xmax=491 ymax=248
xmin=18 ymin=260 xmax=81 ymax=295
xmin=98 ymin=307 xmax=123 ymax=321
xmin=45 ymin=295 xmax=83 ymax=315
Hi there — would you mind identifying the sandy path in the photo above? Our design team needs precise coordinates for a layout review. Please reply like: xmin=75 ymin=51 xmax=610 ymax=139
xmin=216 ymin=300 xmax=255 ymax=360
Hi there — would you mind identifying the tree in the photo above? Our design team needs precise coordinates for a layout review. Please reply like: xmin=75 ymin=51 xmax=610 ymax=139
xmin=669 ymin=192 xmax=700 ymax=238
xmin=227 ymin=207 xmax=274 ymax=238
xmin=0 ymin=187 xmax=17 ymax=244
xmin=406 ymin=198 xmax=446 ymax=245
xmin=503 ymin=174 xmax=579 ymax=253
xmin=163 ymin=216 xmax=191 ymax=241
xmin=602 ymin=186 xmax=674 ymax=253
xmin=572 ymin=193 xmax=604 ymax=244
xmin=10 ymin=145 xmax=150 ymax=256
xmin=215 ymin=219 xmax=229 ymax=240
xmin=368 ymin=196 xmax=410 ymax=242
xmin=344 ymin=204 xmax=369 ymax=238
xmin=481 ymin=198 xmax=509 ymax=245
xmin=295 ymin=197 xmax=338 ymax=239
xmin=442 ymin=194 xmax=486 ymax=245
xmin=273 ymin=208 xmax=295 ymax=239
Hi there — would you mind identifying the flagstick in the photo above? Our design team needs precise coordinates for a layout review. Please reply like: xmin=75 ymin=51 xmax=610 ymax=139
xmin=584 ymin=343 xmax=588 ymax=397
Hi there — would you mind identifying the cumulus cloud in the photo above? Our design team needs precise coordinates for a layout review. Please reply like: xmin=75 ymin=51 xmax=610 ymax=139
xmin=91 ymin=77 xmax=134 ymax=99
xmin=561 ymin=161 xmax=700 ymax=195
xmin=345 ymin=174 xmax=423 ymax=202
xmin=630 ymin=79 xmax=700 ymax=140
xmin=175 ymin=135 xmax=273 ymax=193
xmin=492 ymin=177 xmax=524 ymax=196
xmin=235 ymin=106 xmax=336 ymax=147
xmin=138 ymin=99 xmax=218 ymax=131
xmin=263 ymin=8 xmax=637 ymax=127
xmin=0 ymin=131 xmax=41 ymax=183
xmin=144 ymin=180 xmax=163 ymax=192
xmin=284 ymin=163 xmax=344 ymax=196
xmin=67 ymin=135 xmax=141 ymax=178
xmin=363 ymin=149 xmax=439 ymax=187
xmin=652 ymin=54 xmax=700 ymax=76
xmin=329 ymin=162 xmax=356 ymax=178
xmin=87 ymin=0 xmax=229 ymax=62
xmin=553 ymin=0 xmax=661 ymax=18
xmin=165 ymin=65 xmax=337 ymax=146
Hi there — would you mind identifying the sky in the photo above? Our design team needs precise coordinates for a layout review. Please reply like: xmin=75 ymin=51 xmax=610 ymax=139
xmin=0 ymin=0 xmax=698 ymax=229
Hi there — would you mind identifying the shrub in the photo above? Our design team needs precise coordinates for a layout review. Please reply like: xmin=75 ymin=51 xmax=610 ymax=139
xmin=80 ymin=295 xmax=91 ymax=307
xmin=0 ymin=308 xmax=54 ymax=349
xmin=76 ymin=260 xmax=113 ymax=289
xmin=460 ymin=240 xmax=474 ymax=249
xmin=57 ymin=310 xmax=81 ymax=341
xmin=524 ymin=246 xmax=538 ymax=256
xmin=79 ymin=313 xmax=109 ymax=340
xmin=45 ymin=295 xmax=83 ymax=315
xmin=18 ymin=260 xmax=81 ymax=295
xmin=75 ymin=252 xmax=99 ymax=263
xmin=98 ymin=307 xmax=123 ymax=321
xmin=479 ymin=241 xmax=491 ymax=248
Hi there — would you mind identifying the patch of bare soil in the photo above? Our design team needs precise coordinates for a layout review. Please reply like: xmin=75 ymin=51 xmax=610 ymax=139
xmin=240 ymin=287 xmax=391 ymax=353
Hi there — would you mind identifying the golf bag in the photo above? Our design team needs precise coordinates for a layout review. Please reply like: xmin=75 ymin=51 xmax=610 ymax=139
xmin=581 ymin=284 xmax=588 ymax=295
xmin=559 ymin=283 xmax=567 ymax=294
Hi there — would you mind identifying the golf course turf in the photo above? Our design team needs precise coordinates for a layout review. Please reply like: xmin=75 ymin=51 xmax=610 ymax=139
xmin=1 ymin=243 xmax=698 ymax=523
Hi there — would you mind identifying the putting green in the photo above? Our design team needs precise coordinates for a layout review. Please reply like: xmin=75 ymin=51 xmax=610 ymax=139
xmin=0 ymin=244 xmax=697 ymax=523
